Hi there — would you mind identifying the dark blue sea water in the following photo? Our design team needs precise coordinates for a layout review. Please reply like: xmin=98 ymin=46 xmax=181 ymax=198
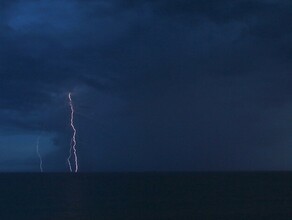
xmin=0 ymin=172 xmax=291 ymax=219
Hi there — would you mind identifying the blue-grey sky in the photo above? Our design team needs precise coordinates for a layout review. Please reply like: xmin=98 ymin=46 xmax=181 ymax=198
xmin=1 ymin=0 xmax=292 ymax=171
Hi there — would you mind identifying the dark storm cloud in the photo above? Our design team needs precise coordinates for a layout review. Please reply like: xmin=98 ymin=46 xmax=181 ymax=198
xmin=0 ymin=0 xmax=292 ymax=171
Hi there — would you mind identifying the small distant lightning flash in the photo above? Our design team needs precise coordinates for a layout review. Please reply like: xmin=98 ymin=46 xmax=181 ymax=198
xmin=67 ymin=92 xmax=79 ymax=173
xmin=36 ymin=136 xmax=43 ymax=172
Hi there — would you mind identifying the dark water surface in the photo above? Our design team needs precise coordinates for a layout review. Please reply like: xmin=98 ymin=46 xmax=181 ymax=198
xmin=0 ymin=172 xmax=291 ymax=219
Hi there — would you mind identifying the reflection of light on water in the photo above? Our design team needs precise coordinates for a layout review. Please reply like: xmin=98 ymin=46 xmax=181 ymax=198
xmin=56 ymin=176 xmax=86 ymax=219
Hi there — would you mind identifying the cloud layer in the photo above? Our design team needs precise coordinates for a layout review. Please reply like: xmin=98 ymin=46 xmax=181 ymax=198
xmin=1 ymin=0 xmax=292 ymax=171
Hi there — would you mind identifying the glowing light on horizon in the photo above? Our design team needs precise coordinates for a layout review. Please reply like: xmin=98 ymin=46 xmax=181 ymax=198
xmin=67 ymin=92 xmax=79 ymax=173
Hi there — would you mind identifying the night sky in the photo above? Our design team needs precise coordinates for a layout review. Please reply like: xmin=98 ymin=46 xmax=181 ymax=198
xmin=1 ymin=0 xmax=292 ymax=172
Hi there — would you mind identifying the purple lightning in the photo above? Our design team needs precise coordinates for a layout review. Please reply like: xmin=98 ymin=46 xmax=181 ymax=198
xmin=36 ymin=136 xmax=43 ymax=172
xmin=67 ymin=92 xmax=79 ymax=173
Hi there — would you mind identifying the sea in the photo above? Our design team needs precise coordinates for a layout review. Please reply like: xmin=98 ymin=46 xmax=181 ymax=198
xmin=0 ymin=172 xmax=291 ymax=219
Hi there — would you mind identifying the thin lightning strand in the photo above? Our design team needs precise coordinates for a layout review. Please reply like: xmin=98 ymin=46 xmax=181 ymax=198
xmin=67 ymin=140 xmax=73 ymax=172
xmin=36 ymin=136 xmax=43 ymax=172
xmin=67 ymin=92 xmax=78 ymax=173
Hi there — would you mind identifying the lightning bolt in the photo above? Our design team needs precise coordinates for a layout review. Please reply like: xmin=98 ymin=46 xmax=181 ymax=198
xmin=67 ymin=92 xmax=79 ymax=173
xmin=36 ymin=136 xmax=43 ymax=172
